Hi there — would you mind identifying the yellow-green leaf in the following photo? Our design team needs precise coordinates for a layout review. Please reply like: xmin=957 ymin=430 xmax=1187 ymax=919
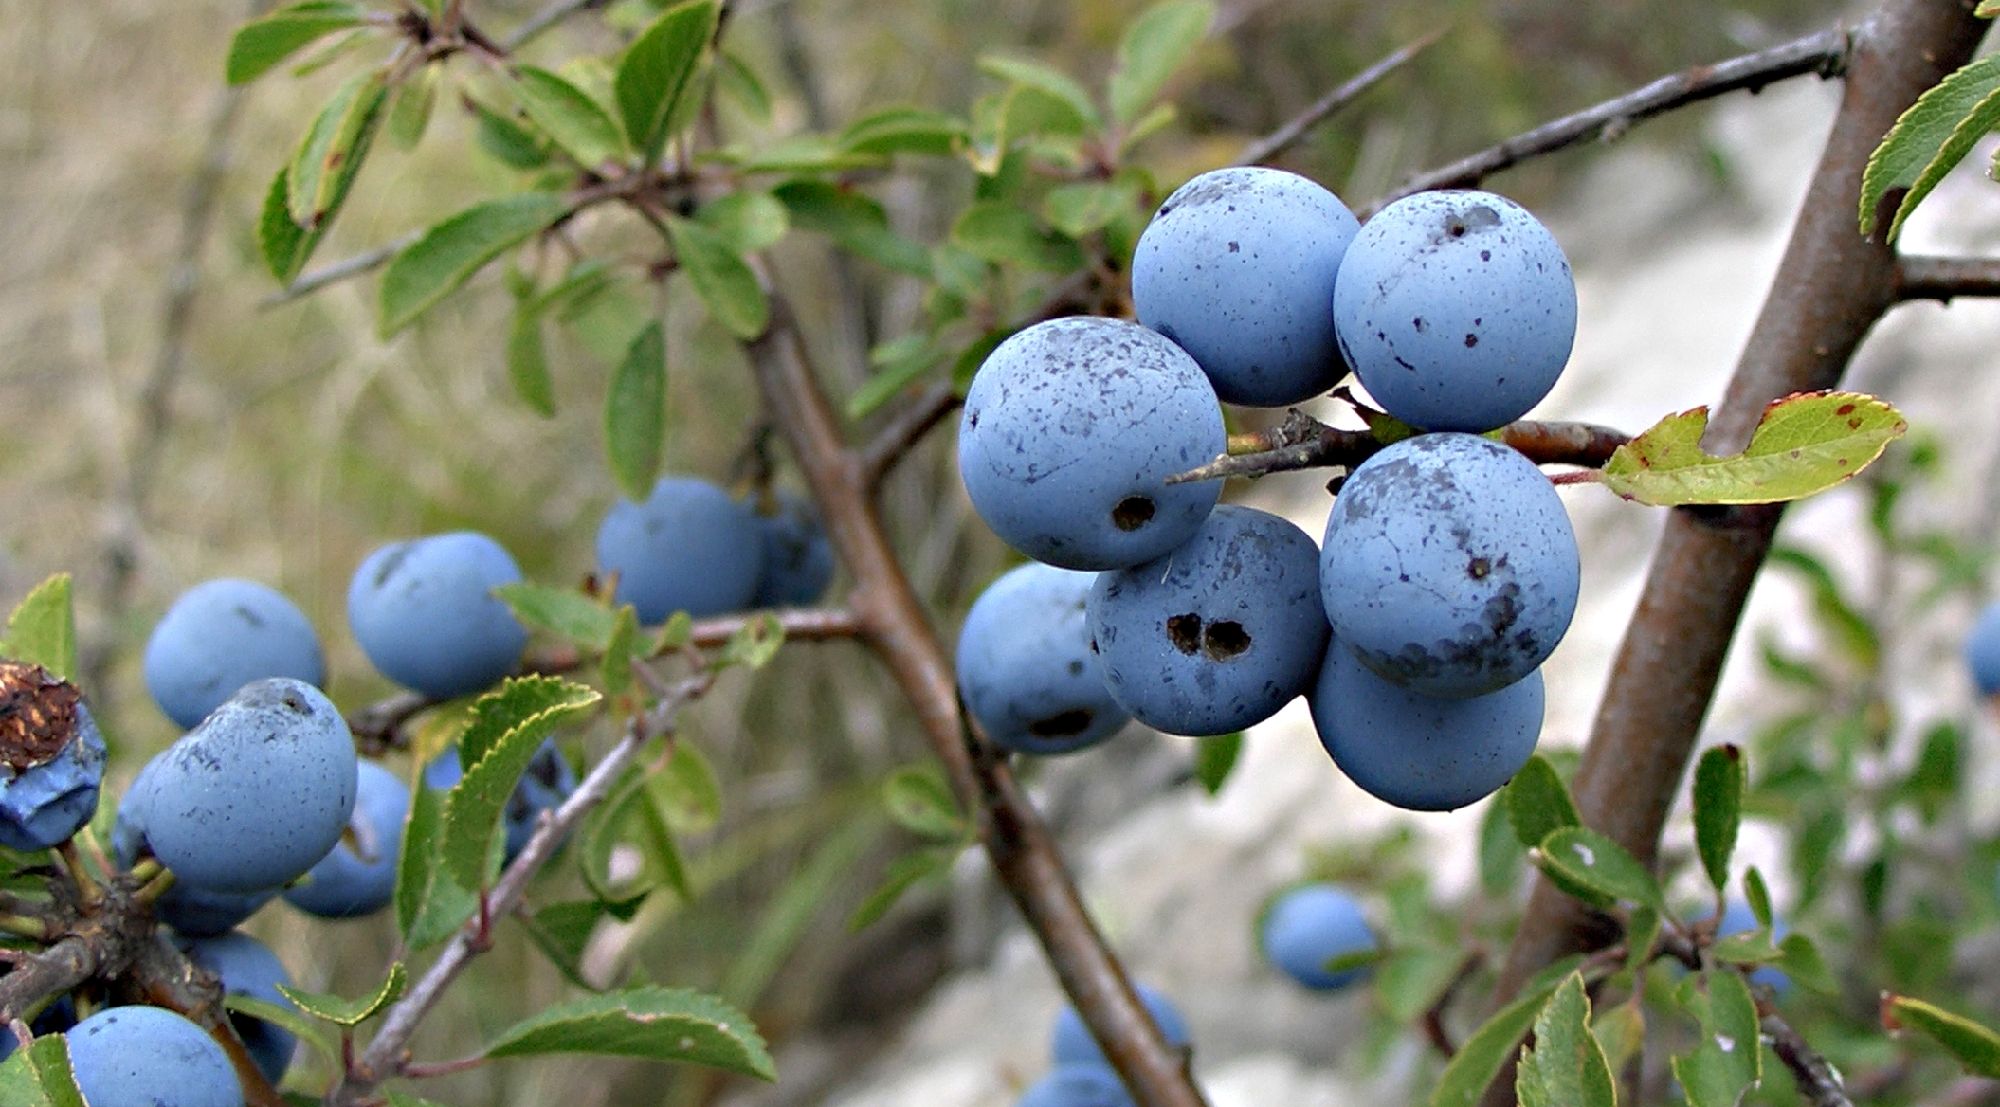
xmin=287 ymin=70 xmax=388 ymax=229
xmin=1517 ymin=974 xmax=1616 ymax=1107
xmin=1108 ymin=1 xmax=1213 ymax=125
xmin=0 ymin=1033 xmax=84 ymax=1107
xmin=483 ymin=986 xmax=775 ymax=1081
xmin=441 ymin=677 xmax=602 ymax=890
xmin=275 ymin=961 xmax=406 ymax=1026
xmin=1886 ymin=995 xmax=2000 ymax=1076
xmin=1861 ymin=53 xmax=2000 ymax=239
xmin=513 ymin=65 xmax=627 ymax=168
xmin=1598 ymin=391 xmax=1906 ymax=507
xmin=226 ymin=1 xmax=368 ymax=85
xmin=4 ymin=575 xmax=75 ymax=681
xmin=605 ymin=322 xmax=668 ymax=500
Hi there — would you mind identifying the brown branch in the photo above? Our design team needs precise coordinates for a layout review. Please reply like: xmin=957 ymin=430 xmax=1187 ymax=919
xmin=861 ymin=384 xmax=962 ymax=491
xmin=1761 ymin=1002 xmax=1853 ymax=1107
xmin=1368 ymin=26 xmax=1852 ymax=216
xmin=1481 ymin=3 xmax=1990 ymax=1105
xmin=744 ymin=285 xmax=1206 ymax=1106
xmin=123 ymin=936 xmax=287 ymax=1107
xmin=1236 ymin=28 xmax=1447 ymax=167
xmin=1165 ymin=409 xmax=1630 ymax=484
xmin=1896 ymin=255 xmax=2000 ymax=302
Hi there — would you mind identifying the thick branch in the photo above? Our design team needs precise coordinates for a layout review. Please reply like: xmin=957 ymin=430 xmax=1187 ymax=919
xmin=1484 ymin=2 xmax=1991 ymax=1104
xmin=1369 ymin=26 xmax=1852 ymax=215
xmin=1166 ymin=409 xmax=1630 ymax=484
xmin=1236 ymin=30 xmax=1445 ymax=167
xmin=1896 ymin=255 xmax=2000 ymax=302
xmin=745 ymin=288 xmax=1207 ymax=1106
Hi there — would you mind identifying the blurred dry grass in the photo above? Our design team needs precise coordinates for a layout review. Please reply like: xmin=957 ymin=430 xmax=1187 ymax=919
xmin=0 ymin=0 xmax=1828 ymax=1102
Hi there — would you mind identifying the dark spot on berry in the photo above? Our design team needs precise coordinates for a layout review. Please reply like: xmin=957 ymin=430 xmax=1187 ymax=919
xmin=1468 ymin=557 xmax=1491 ymax=580
xmin=1167 ymin=613 xmax=1204 ymax=655
xmin=1202 ymin=621 xmax=1251 ymax=660
xmin=1464 ymin=334 xmax=1478 ymax=348
xmin=1029 ymin=709 xmax=1094 ymax=738
xmin=1112 ymin=496 xmax=1156 ymax=531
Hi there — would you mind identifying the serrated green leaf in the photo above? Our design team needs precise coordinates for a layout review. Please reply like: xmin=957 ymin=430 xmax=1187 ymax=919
xmin=1374 ymin=948 xmax=1466 ymax=1023
xmin=1108 ymin=1 xmax=1213 ymax=125
xmin=605 ymin=321 xmax=668 ymax=500
xmin=848 ymin=845 xmax=957 ymax=930
xmin=380 ymin=193 xmax=570 ymax=337
xmin=225 ymin=994 xmax=338 ymax=1067
xmin=483 ymin=986 xmax=774 ymax=1080
xmin=5 ymin=575 xmax=75 ymax=681
xmin=1504 ymin=755 xmax=1579 ymax=850
xmin=977 ymin=55 xmax=1101 ymax=130
xmin=442 ymin=677 xmax=603 ymax=890
xmin=718 ymin=611 xmax=785 ymax=670
xmin=1534 ymin=827 xmax=1665 ymax=913
xmin=1517 ymin=973 xmax=1616 ymax=1107
xmin=1886 ymin=994 xmax=2000 ymax=1076
xmin=396 ymin=776 xmax=481 ymax=948
xmin=0 ymin=1033 xmax=84 ymax=1107
xmin=581 ymin=766 xmax=686 ymax=904
xmin=1428 ymin=973 xmax=1569 ymax=1107
xmin=226 ymin=1 xmax=368 ymax=85
xmin=514 ymin=65 xmax=627 ymax=168
xmin=274 ymin=962 xmax=406 ymax=1026
xmin=1599 ymin=391 xmax=1907 ymax=506
xmin=951 ymin=202 xmax=1083 ymax=271
xmin=1042 ymin=180 xmax=1139 ymax=238
xmin=506 ymin=298 xmax=557 ymax=417
xmin=881 ymin=766 xmax=965 ymax=840
xmin=288 ymin=70 xmax=387 ymax=228
xmin=696 ymin=191 xmax=789 ymax=253
xmin=654 ymin=742 xmax=720 ymax=832
xmin=1671 ymin=971 xmax=1762 ymax=1107
xmin=1193 ymin=731 xmax=1243 ymax=796
xmin=1693 ymin=744 xmax=1744 ymax=894
xmin=845 ymin=335 xmax=943 ymax=419
xmin=1861 ymin=53 xmax=2000 ymax=239
xmin=384 ymin=66 xmax=438 ymax=150
xmin=493 ymin=583 xmax=618 ymax=650
xmin=839 ymin=106 xmax=966 ymax=156
xmin=773 ymin=180 xmax=931 ymax=275
xmin=666 ymin=217 xmax=767 ymax=338
xmin=615 ymin=0 xmax=719 ymax=162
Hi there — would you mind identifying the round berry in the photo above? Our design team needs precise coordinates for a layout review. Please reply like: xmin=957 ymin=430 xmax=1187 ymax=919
xmin=143 ymin=578 xmax=324 ymax=730
xmin=1966 ymin=601 xmax=2000 ymax=695
xmin=348 ymin=532 xmax=527 ymax=700
xmin=178 ymin=931 xmax=298 ymax=1084
xmin=66 ymin=1006 xmax=242 ymax=1107
xmin=1260 ymin=882 xmax=1376 ymax=991
xmin=596 ymin=477 xmax=765 ymax=623
xmin=284 ymin=759 xmax=408 ymax=919
xmin=956 ymin=564 xmax=1129 ymax=754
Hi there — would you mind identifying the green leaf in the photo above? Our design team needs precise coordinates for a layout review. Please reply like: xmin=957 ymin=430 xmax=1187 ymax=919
xmin=5 ymin=575 xmax=75 ymax=681
xmin=580 ymin=766 xmax=687 ymax=903
xmin=493 ymin=583 xmax=618 ymax=649
xmin=275 ymin=961 xmax=407 ymax=1026
xmin=380 ymin=193 xmax=569 ymax=337
xmin=601 ymin=604 xmax=643 ymax=700
xmin=287 ymin=70 xmax=387 ymax=229
xmin=442 ymin=677 xmax=603 ymax=890
xmin=848 ymin=845 xmax=957 ymax=930
xmin=1192 ymin=732 xmax=1243 ymax=796
xmin=1374 ymin=947 xmax=1466 ymax=1023
xmin=396 ymin=773 xmax=481 ymax=948
xmin=384 ymin=66 xmax=439 ymax=150
xmin=666 ymin=217 xmax=768 ymax=338
xmin=0 ymin=1033 xmax=84 ymax=1107
xmin=1625 ymin=907 xmax=1663 ymax=978
xmin=1533 ymin=827 xmax=1665 ymax=913
xmin=1671 ymin=971 xmax=1762 ymax=1107
xmin=881 ymin=766 xmax=965 ymax=840
xmin=1693 ymin=744 xmax=1744 ymax=894
xmin=225 ymin=994 xmax=338 ymax=1067
xmin=1901 ymin=721 xmax=1962 ymax=823
xmin=839 ymin=106 xmax=966 ymax=157
xmin=1598 ymin=391 xmax=1907 ymax=506
xmin=507 ymin=298 xmax=557 ymax=417
xmin=977 ymin=55 xmax=1101 ymax=130
xmin=473 ymin=99 xmax=553 ymax=169
xmin=1593 ymin=1002 xmax=1646 ymax=1075
xmin=1886 ymin=994 xmax=2000 ymax=1076
xmin=1517 ymin=974 xmax=1616 ymax=1107
xmin=1108 ymin=1 xmax=1213 ymax=125
xmin=605 ymin=321 xmax=668 ymax=500
xmin=696 ymin=191 xmax=790 ymax=253
xmin=614 ymin=0 xmax=719 ymax=162
xmin=951 ymin=202 xmax=1084 ymax=271
xmin=773 ymin=180 xmax=931 ymax=275
xmin=716 ymin=49 xmax=772 ymax=124
xmin=1428 ymin=972 xmax=1569 ymax=1107
xmin=483 ymin=986 xmax=775 ymax=1081
xmin=845 ymin=335 xmax=943 ymax=419
xmin=1042 ymin=180 xmax=1140 ymax=238
xmin=226 ymin=1 xmax=368 ymax=85
xmin=1743 ymin=867 xmax=1774 ymax=929
xmin=1504 ymin=755 xmax=1579 ymax=850
xmin=655 ymin=743 xmax=721 ymax=832
xmin=718 ymin=611 xmax=785 ymax=670
xmin=1478 ymin=798 xmax=1526 ymax=893
xmin=521 ymin=899 xmax=621 ymax=989
xmin=1773 ymin=933 xmax=1839 ymax=995
xmin=514 ymin=65 xmax=628 ymax=168
xmin=1861 ymin=53 xmax=2000 ymax=239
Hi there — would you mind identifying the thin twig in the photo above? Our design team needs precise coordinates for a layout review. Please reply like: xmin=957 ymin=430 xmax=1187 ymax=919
xmin=1895 ymin=255 xmax=2000 ymax=302
xmin=260 ymin=234 xmax=417 ymax=307
xmin=1761 ymin=1002 xmax=1854 ymax=1107
xmin=331 ymin=672 xmax=715 ymax=1104
xmin=861 ymin=384 xmax=962 ymax=490
xmin=1165 ymin=409 xmax=1630 ymax=484
xmin=503 ymin=0 xmax=609 ymax=51
xmin=1369 ymin=26 xmax=1852 ymax=216
xmin=1236 ymin=28 xmax=1448 ymax=167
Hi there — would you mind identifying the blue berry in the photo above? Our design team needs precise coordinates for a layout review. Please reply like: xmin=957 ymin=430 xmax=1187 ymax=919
xmin=1133 ymin=167 xmax=1359 ymax=406
xmin=1311 ymin=645 xmax=1543 ymax=811
xmin=1321 ymin=433 xmax=1577 ymax=698
xmin=65 ymin=1006 xmax=243 ymax=1107
xmin=958 ymin=317 xmax=1225 ymax=571
xmin=0 ymin=669 xmax=106 ymax=852
xmin=284 ymin=759 xmax=408 ymax=919
xmin=1261 ymin=882 xmax=1376 ymax=991
xmin=1966 ymin=601 xmax=2000 ymax=695
xmin=348 ymin=532 xmax=528 ymax=700
xmin=112 ymin=754 xmax=275 ymax=936
xmin=178 ymin=931 xmax=297 ymax=1084
xmin=596 ymin=477 xmax=765 ymax=623
xmin=143 ymin=578 xmax=325 ymax=730
xmin=1017 ymin=1065 xmax=1136 ymax=1107
xmin=136 ymin=678 xmax=358 ymax=893
xmin=750 ymin=491 xmax=837 ymax=608
xmin=1335 ymin=190 xmax=1576 ymax=432
xmin=1051 ymin=983 xmax=1190 ymax=1069
xmin=1089 ymin=505 xmax=1329 ymax=736
xmin=956 ymin=564 xmax=1129 ymax=755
